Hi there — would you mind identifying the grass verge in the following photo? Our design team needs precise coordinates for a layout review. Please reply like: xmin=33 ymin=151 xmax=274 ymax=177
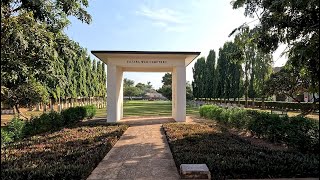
xmin=163 ymin=123 xmax=319 ymax=179
xmin=1 ymin=122 xmax=128 ymax=180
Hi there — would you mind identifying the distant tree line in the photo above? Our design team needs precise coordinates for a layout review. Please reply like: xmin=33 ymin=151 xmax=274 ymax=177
xmin=192 ymin=40 xmax=273 ymax=107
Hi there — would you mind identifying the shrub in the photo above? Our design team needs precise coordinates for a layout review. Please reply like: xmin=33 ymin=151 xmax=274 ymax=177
xmin=229 ymin=108 xmax=249 ymax=129
xmin=83 ymin=105 xmax=97 ymax=119
xmin=61 ymin=106 xmax=86 ymax=125
xmin=285 ymin=116 xmax=319 ymax=153
xmin=25 ymin=111 xmax=64 ymax=136
xmin=1 ymin=129 xmax=13 ymax=146
xmin=199 ymin=105 xmax=319 ymax=153
xmin=7 ymin=117 xmax=25 ymax=140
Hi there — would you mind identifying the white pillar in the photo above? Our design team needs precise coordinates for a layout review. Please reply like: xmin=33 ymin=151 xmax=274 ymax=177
xmin=107 ymin=65 xmax=123 ymax=122
xmin=172 ymin=68 xmax=177 ymax=119
xmin=173 ymin=66 xmax=186 ymax=122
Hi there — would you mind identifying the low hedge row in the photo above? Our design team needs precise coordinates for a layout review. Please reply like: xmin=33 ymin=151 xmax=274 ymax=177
xmin=1 ymin=105 xmax=97 ymax=146
xmin=200 ymin=105 xmax=319 ymax=153
xmin=205 ymin=99 xmax=319 ymax=111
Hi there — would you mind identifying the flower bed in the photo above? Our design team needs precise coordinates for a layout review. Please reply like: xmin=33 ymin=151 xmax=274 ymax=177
xmin=1 ymin=122 xmax=128 ymax=180
xmin=163 ymin=123 xmax=319 ymax=179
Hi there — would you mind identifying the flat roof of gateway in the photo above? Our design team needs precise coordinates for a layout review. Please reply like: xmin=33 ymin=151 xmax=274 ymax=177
xmin=91 ymin=50 xmax=201 ymax=55
xmin=91 ymin=50 xmax=201 ymax=67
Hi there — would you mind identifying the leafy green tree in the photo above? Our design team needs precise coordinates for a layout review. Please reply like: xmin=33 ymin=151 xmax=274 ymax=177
xmin=264 ymin=64 xmax=312 ymax=114
xmin=85 ymin=56 xmax=94 ymax=99
xmin=124 ymin=78 xmax=135 ymax=87
xmin=186 ymin=81 xmax=194 ymax=100
xmin=214 ymin=47 xmax=229 ymax=101
xmin=101 ymin=63 xmax=107 ymax=98
xmin=157 ymin=85 xmax=172 ymax=100
xmin=96 ymin=60 xmax=103 ymax=97
xmin=161 ymin=73 xmax=172 ymax=86
xmin=233 ymin=26 xmax=256 ymax=107
xmin=205 ymin=50 xmax=216 ymax=100
xmin=124 ymin=86 xmax=142 ymax=99
xmin=192 ymin=57 xmax=206 ymax=99
xmin=158 ymin=73 xmax=172 ymax=100
xmin=91 ymin=59 xmax=98 ymax=97
xmin=232 ymin=0 xmax=319 ymax=101
xmin=136 ymin=82 xmax=153 ymax=96
xmin=1 ymin=0 xmax=91 ymax=116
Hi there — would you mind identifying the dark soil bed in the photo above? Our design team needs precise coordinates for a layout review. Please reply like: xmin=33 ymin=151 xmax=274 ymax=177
xmin=163 ymin=123 xmax=319 ymax=179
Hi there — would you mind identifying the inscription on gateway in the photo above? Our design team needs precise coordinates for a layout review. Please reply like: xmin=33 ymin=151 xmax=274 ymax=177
xmin=126 ymin=60 xmax=167 ymax=64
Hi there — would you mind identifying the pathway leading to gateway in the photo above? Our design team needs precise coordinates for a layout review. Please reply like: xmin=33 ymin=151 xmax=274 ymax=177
xmin=87 ymin=117 xmax=180 ymax=180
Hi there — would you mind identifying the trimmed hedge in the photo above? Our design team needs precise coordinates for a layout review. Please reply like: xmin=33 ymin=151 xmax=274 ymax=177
xmin=1 ymin=105 xmax=97 ymax=146
xmin=200 ymin=105 xmax=319 ymax=153
xmin=204 ymin=99 xmax=319 ymax=111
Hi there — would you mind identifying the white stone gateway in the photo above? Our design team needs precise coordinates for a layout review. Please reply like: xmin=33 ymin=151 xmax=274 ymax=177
xmin=92 ymin=51 xmax=200 ymax=122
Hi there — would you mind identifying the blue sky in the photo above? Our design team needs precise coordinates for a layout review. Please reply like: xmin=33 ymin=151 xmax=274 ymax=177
xmin=65 ymin=0 xmax=287 ymax=89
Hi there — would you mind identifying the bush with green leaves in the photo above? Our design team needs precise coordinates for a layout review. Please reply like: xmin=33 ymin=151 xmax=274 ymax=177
xmin=1 ymin=129 xmax=13 ymax=146
xmin=7 ymin=117 xmax=26 ymax=140
xmin=61 ymin=106 xmax=86 ymax=125
xmin=1 ymin=106 xmax=96 ymax=146
xmin=83 ymin=105 xmax=97 ymax=119
xmin=199 ymin=105 xmax=319 ymax=153
xmin=24 ymin=111 xmax=64 ymax=136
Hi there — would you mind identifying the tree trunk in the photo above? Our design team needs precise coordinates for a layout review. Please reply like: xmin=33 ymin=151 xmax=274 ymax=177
xmin=14 ymin=105 xmax=28 ymax=119
xmin=262 ymin=97 xmax=265 ymax=110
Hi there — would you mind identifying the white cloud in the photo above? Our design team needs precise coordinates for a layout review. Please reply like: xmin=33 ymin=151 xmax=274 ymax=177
xmin=136 ymin=5 xmax=184 ymax=24
xmin=136 ymin=5 xmax=187 ymax=32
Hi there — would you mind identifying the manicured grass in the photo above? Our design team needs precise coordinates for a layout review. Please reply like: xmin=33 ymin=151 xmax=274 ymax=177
xmin=1 ymin=122 xmax=128 ymax=180
xmin=163 ymin=123 xmax=319 ymax=179
xmin=94 ymin=100 xmax=200 ymax=118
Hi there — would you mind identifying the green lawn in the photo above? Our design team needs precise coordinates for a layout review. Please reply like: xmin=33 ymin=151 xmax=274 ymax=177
xmin=95 ymin=100 xmax=200 ymax=118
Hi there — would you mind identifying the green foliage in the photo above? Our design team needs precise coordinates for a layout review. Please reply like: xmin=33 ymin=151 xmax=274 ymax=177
xmin=200 ymin=105 xmax=319 ymax=153
xmin=1 ymin=129 xmax=13 ymax=146
xmin=232 ymin=0 xmax=319 ymax=97
xmin=161 ymin=73 xmax=172 ymax=86
xmin=164 ymin=123 xmax=319 ymax=179
xmin=157 ymin=85 xmax=172 ymax=100
xmin=7 ymin=117 xmax=26 ymax=141
xmin=264 ymin=66 xmax=309 ymax=103
xmin=1 ymin=0 xmax=94 ymax=112
xmin=157 ymin=73 xmax=172 ymax=100
xmin=84 ymin=105 xmax=97 ymax=119
xmin=192 ymin=57 xmax=206 ymax=99
xmin=124 ymin=86 xmax=143 ymax=99
xmin=124 ymin=78 xmax=135 ymax=87
xmin=61 ymin=107 xmax=86 ymax=125
xmin=186 ymin=81 xmax=194 ymax=100
xmin=25 ymin=111 xmax=64 ymax=136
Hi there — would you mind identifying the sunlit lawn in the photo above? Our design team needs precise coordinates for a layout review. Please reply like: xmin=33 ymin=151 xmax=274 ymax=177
xmin=95 ymin=100 xmax=200 ymax=118
xmin=1 ymin=100 xmax=200 ymax=125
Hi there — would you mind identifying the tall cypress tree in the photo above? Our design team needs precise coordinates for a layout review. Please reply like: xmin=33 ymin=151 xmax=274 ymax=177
xmin=92 ymin=59 xmax=98 ymax=98
xmin=205 ymin=50 xmax=216 ymax=100
xmin=101 ymin=63 xmax=107 ymax=98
